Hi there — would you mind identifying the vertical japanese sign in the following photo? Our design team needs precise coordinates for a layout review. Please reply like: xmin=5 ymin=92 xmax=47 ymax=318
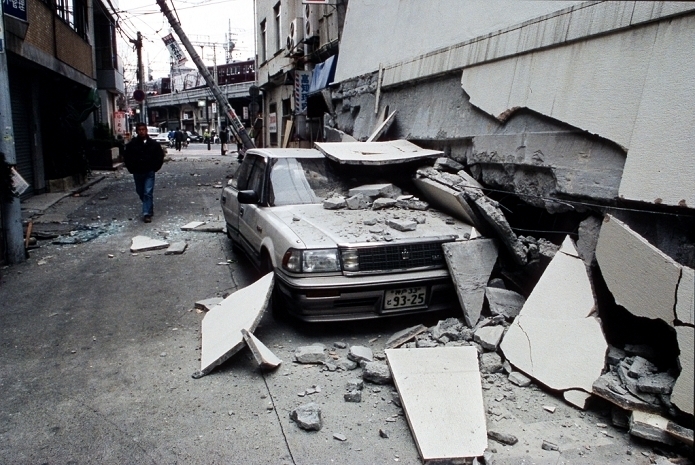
xmin=294 ymin=70 xmax=311 ymax=115
xmin=3 ymin=0 xmax=27 ymax=21
xmin=268 ymin=112 xmax=277 ymax=133
xmin=162 ymin=34 xmax=187 ymax=65
xmin=114 ymin=111 xmax=126 ymax=135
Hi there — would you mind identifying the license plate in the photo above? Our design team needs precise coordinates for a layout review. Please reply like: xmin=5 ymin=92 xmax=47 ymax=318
xmin=384 ymin=287 xmax=427 ymax=310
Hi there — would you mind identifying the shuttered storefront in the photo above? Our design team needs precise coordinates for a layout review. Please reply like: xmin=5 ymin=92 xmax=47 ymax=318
xmin=9 ymin=71 xmax=34 ymax=199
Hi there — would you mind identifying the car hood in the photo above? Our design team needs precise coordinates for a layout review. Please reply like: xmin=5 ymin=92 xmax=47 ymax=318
xmin=270 ymin=204 xmax=472 ymax=248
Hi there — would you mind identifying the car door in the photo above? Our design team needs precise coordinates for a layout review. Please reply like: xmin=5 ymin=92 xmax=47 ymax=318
xmin=237 ymin=155 xmax=268 ymax=263
xmin=220 ymin=156 xmax=254 ymax=244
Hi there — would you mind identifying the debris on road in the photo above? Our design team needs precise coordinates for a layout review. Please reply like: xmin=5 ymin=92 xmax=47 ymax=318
xmin=385 ymin=325 xmax=428 ymax=349
xmin=165 ymin=241 xmax=187 ymax=255
xmin=386 ymin=347 xmax=487 ymax=462
xmin=195 ymin=272 xmax=273 ymax=377
xmin=242 ymin=329 xmax=282 ymax=369
xmin=181 ymin=221 xmax=205 ymax=230
xmin=290 ymin=402 xmax=322 ymax=431
xmin=130 ymin=235 xmax=169 ymax=252
xmin=194 ymin=297 xmax=223 ymax=311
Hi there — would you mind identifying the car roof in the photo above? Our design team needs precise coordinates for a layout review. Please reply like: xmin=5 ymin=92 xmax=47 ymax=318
xmin=246 ymin=148 xmax=325 ymax=159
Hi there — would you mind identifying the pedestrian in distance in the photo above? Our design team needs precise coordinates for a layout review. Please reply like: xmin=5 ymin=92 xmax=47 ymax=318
xmin=219 ymin=124 xmax=229 ymax=156
xmin=123 ymin=122 xmax=165 ymax=223
xmin=174 ymin=127 xmax=184 ymax=151
xmin=253 ymin=113 xmax=263 ymax=148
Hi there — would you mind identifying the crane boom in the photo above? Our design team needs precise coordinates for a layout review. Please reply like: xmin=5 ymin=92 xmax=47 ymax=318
xmin=155 ymin=0 xmax=255 ymax=151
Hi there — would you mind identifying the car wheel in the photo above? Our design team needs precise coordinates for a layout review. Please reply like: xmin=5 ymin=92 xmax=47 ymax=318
xmin=262 ymin=253 xmax=289 ymax=321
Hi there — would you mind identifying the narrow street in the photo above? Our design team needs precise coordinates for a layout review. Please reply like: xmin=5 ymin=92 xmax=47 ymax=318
xmin=0 ymin=146 xmax=677 ymax=464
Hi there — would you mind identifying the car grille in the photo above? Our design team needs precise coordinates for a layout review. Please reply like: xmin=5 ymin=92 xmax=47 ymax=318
xmin=348 ymin=241 xmax=448 ymax=273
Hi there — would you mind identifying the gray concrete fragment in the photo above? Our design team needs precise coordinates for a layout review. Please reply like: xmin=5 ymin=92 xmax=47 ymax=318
xmin=386 ymin=218 xmax=417 ymax=232
xmin=592 ymin=371 xmax=665 ymax=415
xmin=412 ymin=176 xmax=481 ymax=227
xmin=563 ymin=389 xmax=592 ymax=410
xmin=666 ymin=421 xmax=694 ymax=447
xmin=194 ymin=296 xmax=223 ymax=311
xmin=346 ymin=379 xmax=363 ymax=391
xmin=344 ymin=390 xmax=362 ymax=402
xmin=362 ymin=361 xmax=392 ymax=385
xmin=434 ymin=157 xmax=465 ymax=173
xmin=509 ymin=371 xmax=531 ymax=387
xmin=462 ymin=189 xmax=527 ymax=265
xmin=346 ymin=193 xmax=372 ymax=210
xmin=431 ymin=318 xmax=462 ymax=340
xmin=629 ymin=411 xmax=674 ymax=445
xmin=334 ymin=341 xmax=348 ymax=349
xmin=485 ymin=287 xmax=525 ymax=321
xmin=628 ymin=356 xmax=658 ymax=379
xmin=487 ymin=430 xmax=518 ymax=445
xmin=337 ymin=358 xmax=358 ymax=371
xmin=487 ymin=278 xmax=506 ymax=289
xmin=443 ymin=239 xmax=499 ymax=327
xmin=416 ymin=339 xmax=438 ymax=348
xmin=606 ymin=345 xmax=626 ymax=366
xmin=372 ymin=198 xmax=397 ymax=209
xmin=576 ymin=215 xmax=603 ymax=267
xmin=333 ymin=433 xmax=347 ymax=441
xmin=165 ymin=241 xmax=187 ymax=255
xmin=385 ymin=324 xmax=428 ymax=349
xmin=349 ymin=183 xmax=398 ymax=198
xmin=636 ymin=372 xmax=675 ymax=394
xmin=541 ymin=440 xmax=559 ymax=451
xmin=295 ymin=345 xmax=327 ymax=364
xmin=479 ymin=352 xmax=504 ymax=374
xmin=473 ymin=325 xmax=505 ymax=351
xmin=379 ymin=428 xmax=390 ymax=438
xmin=130 ymin=235 xmax=169 ymax=253
xmin=347 ymin=345 xmax=373 ymax=364
xmin=323 ymin=197 xmax=346 ymax=209
xmin=290 ymin=403 xmax=322 ymax=431
xmin=242 ymin=329 xmax=282 ymax=369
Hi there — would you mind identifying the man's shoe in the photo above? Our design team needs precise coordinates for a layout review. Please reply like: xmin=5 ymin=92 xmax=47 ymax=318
xmin=144 ymin=216 xmax=152 ymax=223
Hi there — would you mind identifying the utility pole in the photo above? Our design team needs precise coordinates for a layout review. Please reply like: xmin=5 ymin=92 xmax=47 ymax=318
xmin=156 ymin=0 xmax=254 ymax=151
xmin=0 ymin=2 xmax=26 ymax=264
xmin=130 ymin=32 xmax=145 ymax=124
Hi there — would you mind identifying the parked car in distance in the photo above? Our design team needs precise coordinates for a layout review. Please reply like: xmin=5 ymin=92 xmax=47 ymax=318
xmin=220 ymin=147 xmax=473 ymax=322
xmin=152 ymin=132 xmax=170 ymax=147
xmin=186 ymin=131 xmax=203 ymax=143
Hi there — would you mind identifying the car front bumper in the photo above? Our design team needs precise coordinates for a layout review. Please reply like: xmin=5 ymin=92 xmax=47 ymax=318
xmin=273 ymin=269 xmax=459 ymax=322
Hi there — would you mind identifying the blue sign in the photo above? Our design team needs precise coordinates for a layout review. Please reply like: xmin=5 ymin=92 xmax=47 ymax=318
xmin=3 ymin=0 xmax=27 ymax=22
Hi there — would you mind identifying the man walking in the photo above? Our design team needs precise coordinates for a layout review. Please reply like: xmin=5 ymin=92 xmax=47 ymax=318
xmin=123 ymin=122 xmax=165 ymax=223
xmin=174 ymin=127 xmax=184 ymax=151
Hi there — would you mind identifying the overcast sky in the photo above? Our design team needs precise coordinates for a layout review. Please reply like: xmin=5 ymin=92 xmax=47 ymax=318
xmin=115 ymin=0 xmax=255 ymax=84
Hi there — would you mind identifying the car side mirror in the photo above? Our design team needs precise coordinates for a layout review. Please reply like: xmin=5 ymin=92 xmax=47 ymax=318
xmin=238 ymin=190 xmax=259 ymax=204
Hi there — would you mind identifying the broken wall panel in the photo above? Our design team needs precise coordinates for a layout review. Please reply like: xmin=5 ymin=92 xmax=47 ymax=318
xmin=385 ymin=347 xmax=487 ymax=461
xmin=595 ymin=215 xmax=681 ymax=326
xmin=671 ymin=326 xmax=694 ymax=416
xmin=199 ymin=273 xmax=274 ymax=376
xmin=676 ymin=266 xmax=694 ymax=325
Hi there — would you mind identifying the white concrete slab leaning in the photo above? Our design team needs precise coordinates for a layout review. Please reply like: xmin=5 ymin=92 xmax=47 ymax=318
xmin=197 ymin=272 xmax=274 ymax=377
xmin=130 ymin=235 xmax=169 ymax=253
xmin=501 ymin=236 xmax=607 ymax=398
xmin=385 ymin=347 xmax=487 ymax=461
xmin=412 ymin=176 xmax=480 ymax=227
xmin=314 ymin=140 xmax=442 ymax=166
xmin=443 ymin=239 xmax=499 ymax=327
xmin=595 ymin=215 xmax=680 ymax=326
xmin=241 ymin=329 xmax=282 ymax=369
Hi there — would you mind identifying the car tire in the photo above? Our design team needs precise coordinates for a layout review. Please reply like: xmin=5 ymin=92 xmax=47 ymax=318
xmin=261 ymin=253 xmax=289 ymax=321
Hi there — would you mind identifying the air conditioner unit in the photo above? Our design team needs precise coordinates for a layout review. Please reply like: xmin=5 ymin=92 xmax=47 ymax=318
xmin=286 ymin=18 xmax=303 ymax=53
xmin=304 ymin=4 xmax=319 ymax=39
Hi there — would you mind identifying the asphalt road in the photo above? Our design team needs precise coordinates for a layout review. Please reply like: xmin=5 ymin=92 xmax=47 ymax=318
xmin=0 ymin=144 xmax=676 ymax=464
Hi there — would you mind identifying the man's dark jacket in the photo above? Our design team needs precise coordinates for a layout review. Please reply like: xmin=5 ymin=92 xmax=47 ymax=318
xmin=124 ymin=137 xmax=165 ymax=174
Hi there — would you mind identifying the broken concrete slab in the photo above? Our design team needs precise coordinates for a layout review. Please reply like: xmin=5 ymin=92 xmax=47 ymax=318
xmin=576 ymin=215 xmax=603 ymax=267
xmin=636 ymin=372 xmax=675 ymax=395
xmin=241 ymin=329 xmax=282 ymax=369
xmin=676 ymin=266 xmax=694 ymax=325
xmin=164 ymin=241 xmax=187 ymax=255
xmin=487 ymin=430 xmax=518 ymax=446
xmin=473 ymin=325 xmax=504 ymax=351
xmin=479 ymin=352 xmax=504 ymax=374
xmin=371 ymin=198 xmax=397 ymax=209
xmin=563 ymin=389 xmax=592 ymax=410
xmin=627 ymin=356 xmax=658 ymax=379
xmin=671 ymin=325 xmax=694 ymax=416
xmin=442 ymin=239 xmax=499 ymax=327
xmin=344 ymin=390 xmax=361 ymax=402
xmin=385 ymin=324 xmax=428 ymax=349
xmin=348 ymin=183 xmax=399 ymax=198
xmin=294 ymin=345 xmax=327 ymax=364
xmin=181 ymin=221 xmax=205 ymax=230
xmin=629 ymin=411 xmax=675 ymax=445
xmin=463 ymin=189 xmax=527 ymax=266
xmin=345 ymin=193 xmax=372 ymax=210
xmin=362 ymin=361 xmax=392 ymax=385
xmin=198 ymin=272 xmax=274 ymax=376
xmin=347 ymin=345 xmax=373 ymax=364
xmin=194 ymin=297 xmax=223 ymax=311
xmin=323 ymin=196 xmax=346 ymax=210
xmin=485 ymin=287 xmax=525 ymax=321
xmin=502 ymin=314 xmax=606 ymax=393
xmin=412 ymin=176 xmax=481 ymax=227
xmin=592 ymin=371 xmax=664 ymax=415
xmin=666 ymin=421 xmax=694 ymax=447
xmin=595 ymin=215 xmax=681 ymax=326
xmin=130 ymin=235 xmax=169 ymax=253
xmin=366 ymin=110 xmax=396 ymax=142
xmin=315 ymin=140 xmax=443 ymax=166
xmin=290 ymin=402 xmax=322 ymax=431
xmin=385 ymin=347 xmax=487 ymax=461
xmin=434 ymin=157 xmax=465 ymax=173
xmin=386 ymin=218 xmax=417 ymax=232
xmin=508 ymin=371 xmax=532 ymax=387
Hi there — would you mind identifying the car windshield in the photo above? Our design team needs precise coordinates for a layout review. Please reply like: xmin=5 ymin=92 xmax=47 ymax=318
xmin=268 ymin=157 xmax=351 ymax=206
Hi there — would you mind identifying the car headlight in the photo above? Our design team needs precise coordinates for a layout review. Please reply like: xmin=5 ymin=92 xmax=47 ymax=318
xmin=282 ymin=248 xmax=341 ymax=273
xmin=341 ymin=249 xmax=359 ymax=272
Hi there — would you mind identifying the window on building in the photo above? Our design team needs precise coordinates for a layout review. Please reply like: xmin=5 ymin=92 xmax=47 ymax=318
xmin=260 ymin=19 xmax=267 ymax=63
xmin=274 ymin=2 xmax=281 ymax=52
xmin=55 ymin=0 xmax=88 ymax=39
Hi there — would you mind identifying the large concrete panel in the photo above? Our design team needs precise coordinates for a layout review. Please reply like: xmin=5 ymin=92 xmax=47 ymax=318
xmin=595 ymin=215 xmax=680 ymax=326
xmin=672 ymin=326 xmax=694 ymax=416
xmin=676 ymin=266 xmax=694 ymax=325
xmin=385 ymin=347 xmax=487 ymax=461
